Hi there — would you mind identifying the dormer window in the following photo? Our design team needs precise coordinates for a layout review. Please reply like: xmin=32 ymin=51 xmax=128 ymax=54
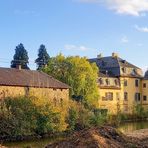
xmin=106 ymin=79 xmax=110 ymax=85
xmin=122 ymin=67 xmax=126 ymax=73
xmin=99 ymin=78 xmax=104 ymax=85
xmin=114 ymin=79 xmax=118 ymax=85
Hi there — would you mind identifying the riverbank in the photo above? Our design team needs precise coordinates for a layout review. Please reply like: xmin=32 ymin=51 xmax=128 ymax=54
xmin=127 ymin=129 xmax=148 ymax=138
xmin=46 ymin=126 xmax=148 ymax=148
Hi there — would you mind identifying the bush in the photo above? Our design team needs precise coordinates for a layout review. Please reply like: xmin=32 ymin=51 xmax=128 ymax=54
xmin=66 ymin=101 xmax=107 ymax=131
xmin=0 ymin=97 xmax=109 ymax=140
xmin=67 ymin=108 xmax=78 ymax=131
xmin=0 ymin=96 xmax=67 ymax=140
xmin=89 ymin=109 xmax=107 ymax=126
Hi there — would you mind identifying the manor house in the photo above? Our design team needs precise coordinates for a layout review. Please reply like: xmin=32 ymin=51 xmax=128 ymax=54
xmin=89 ymin=53 xmax=148 ymax=114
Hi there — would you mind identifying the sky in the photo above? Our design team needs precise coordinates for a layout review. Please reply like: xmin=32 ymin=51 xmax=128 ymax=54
xmin=0 ymin=0 xmax=148 ymax=72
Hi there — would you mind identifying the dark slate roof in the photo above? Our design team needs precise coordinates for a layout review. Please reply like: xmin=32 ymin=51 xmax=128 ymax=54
xmin=89 ymin=56 xmax=140 ymax=69
xmin=118 ymin=58 xmax=140 ymax=69
xmin=89 ymin=57 xmax=120 ymax=68
xmin=0 ymin=67 xmax=70 ymax=89
xmin=144 ymin=70 xmax=148 ymax=79
xmin=89 ymin=56 xmax=142 ymax=77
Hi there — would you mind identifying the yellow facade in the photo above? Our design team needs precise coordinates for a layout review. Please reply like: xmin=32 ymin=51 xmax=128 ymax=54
xmin=98 ymin=76 xmax=148 ymax=114
xmin=142 ymin=80 xmax=148 ymax=110
xmin=98 ymin=87 xmax=121 ymax=114
xmin=90 ymin=53 xmax=148 ymax=115
xmin=0 ymin=86 xmax=69 ymax=104
xmin=97 ymin=71 xmax=148 ymax=115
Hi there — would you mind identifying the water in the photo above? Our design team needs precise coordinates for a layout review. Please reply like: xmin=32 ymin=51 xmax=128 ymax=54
xmin=3 ymin=136 xmax=65 ymax=148
xmin=118 ymin=120 xmax=148 ymax=133
xmin=3 ymin=121 xmax=148 ymax=148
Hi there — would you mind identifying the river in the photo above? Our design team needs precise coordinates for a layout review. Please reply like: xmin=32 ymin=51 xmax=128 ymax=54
xmin=3 ymin=121 xmax=148 ymax=148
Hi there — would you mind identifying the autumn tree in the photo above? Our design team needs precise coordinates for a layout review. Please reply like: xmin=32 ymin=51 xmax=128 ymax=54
xmin=43 ymin=54 xmax=99 ymax=109
xmin=35 ymin=44 xmax=50 ymax=70
xmin=11 ymin=43 xmax=29 ymax=69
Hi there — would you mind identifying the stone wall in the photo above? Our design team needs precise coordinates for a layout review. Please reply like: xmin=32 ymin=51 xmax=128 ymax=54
xmin=0 ymin=86 xmax=69 ymax=103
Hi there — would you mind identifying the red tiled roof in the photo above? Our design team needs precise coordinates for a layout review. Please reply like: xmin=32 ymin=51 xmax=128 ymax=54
xmin=0 ymin=67 xmax=70 ymax=89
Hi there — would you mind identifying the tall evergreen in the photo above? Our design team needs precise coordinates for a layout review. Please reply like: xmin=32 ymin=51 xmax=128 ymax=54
xmin=35 ymin=44 xmax=50 ymax=70
xmin=11 ymin=43 xmax=29 ymax=69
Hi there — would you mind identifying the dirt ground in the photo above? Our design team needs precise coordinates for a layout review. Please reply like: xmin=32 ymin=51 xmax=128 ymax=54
xmin=46 ymin=126 xmax=148 ymax=148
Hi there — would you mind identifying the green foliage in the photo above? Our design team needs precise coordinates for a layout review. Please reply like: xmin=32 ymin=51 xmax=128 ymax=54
xmin=134 ymin=104 xmax=146 ymax=118
xmin=89 ymin=109 xmax=107 ymax=126
xmin=35 ymin=44 xmax=50 ymax=70
xmin=67 ymin=108 xmax=78 ymax=131
xmin=66 ymin=101 xmax=107 ymax=131
xmin=0 ymin=97 xmax=66 ymax=140
xmin=43 ymin=54 xmax=99 ymax=109
xmin=11 ymin=43 xmax=29 ymax=69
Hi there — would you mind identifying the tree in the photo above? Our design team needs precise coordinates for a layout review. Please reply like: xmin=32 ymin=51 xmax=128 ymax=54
xmin=43 ymin=54 xmax=99 ymax=109
xmin=11 ymin=43 xmax=29 ymax=69
xmin=35 ymin=44 xmax=50 ymax=70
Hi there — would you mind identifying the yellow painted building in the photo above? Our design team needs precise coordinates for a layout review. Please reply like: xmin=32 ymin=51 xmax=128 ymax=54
xmin=0 ymin=67 xmax=69 ymax=104
xmin=90 ymin=53 xmax=148 ymax=114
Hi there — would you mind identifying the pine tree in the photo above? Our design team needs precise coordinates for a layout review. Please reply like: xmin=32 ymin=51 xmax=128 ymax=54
xmin=35 ymin=44 xmax=50 ymax=70
xmin=11 ymin=43 xmax=29 ymax=69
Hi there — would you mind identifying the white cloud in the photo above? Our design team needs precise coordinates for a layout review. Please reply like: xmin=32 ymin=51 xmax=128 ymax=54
xmin=79 ymin=0 xmax=148 ymax=16
xmin=121 ymin=36 xmax=129 ymax=43
xmin=135 ymin=25 xmax=148 ymax=32
xmin=64 ymin=44 xmax=93 ymax=51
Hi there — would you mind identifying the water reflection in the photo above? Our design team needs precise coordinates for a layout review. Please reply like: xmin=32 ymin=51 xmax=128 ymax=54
xmin=118 ymin=121 xmax=148 ymax=133
xmin=3 ymin=121 xmax=148 ymax=148
xmin=4 ymin=137 xmax=64 ymax=148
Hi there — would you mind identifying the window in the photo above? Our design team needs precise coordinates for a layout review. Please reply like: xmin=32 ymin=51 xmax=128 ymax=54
xmin=105 ymin=92 xmax=113 ymax=101
xmin=116 ymin=92 xmax=120 ymax=100
xmin=106 ymin=79 xmax=110 ymax=85
xmin=99 ymin=78 xmax=104 ymax=85
xmin=135 ymin=93 xmax=141 ymax=102
xmin=53 ymin=98 xmax=57 ymax=106
xmin=124 ymin=80 xmax=127 ymax=86
xmin=135 ymin=79 xmax=139 ymax=87
xmin=143 ymin=83 xmax=146 ymax=88
xmin=143 ymin=96 xmax=147 ymax=101
xmin=122 ymin=67 xmax=126 ymax=73
xmin=114 ymin=79 xmax=119 ymax=86
xmin=60 ymin=98 xmax=63 ymax=107
xmin=124 ymin=92 xmax=128 ymax=101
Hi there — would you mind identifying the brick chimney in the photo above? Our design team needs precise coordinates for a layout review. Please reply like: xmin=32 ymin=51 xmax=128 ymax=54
xmin=97 ymin=53 xmax=103 ymax=59
xmin=16 ymin=64 xmax=22 ymax=70
xmin=112 ymin=52 xmax=119 ymax=58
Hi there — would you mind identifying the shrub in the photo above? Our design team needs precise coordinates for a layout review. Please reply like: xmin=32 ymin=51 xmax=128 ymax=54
xmin=89 ymin=109 xmax=107 ymax=126
xmin=67 ymin=108 xmax=78 ymax=131
xmin=0 ymin=96 xmax=67 ymax=140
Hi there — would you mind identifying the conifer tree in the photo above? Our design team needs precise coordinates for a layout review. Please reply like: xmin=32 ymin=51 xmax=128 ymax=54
xmin=35 ymin=44 xmax=50 ymax=70
xmin=11 ymin=43 xmax=29 ymax=69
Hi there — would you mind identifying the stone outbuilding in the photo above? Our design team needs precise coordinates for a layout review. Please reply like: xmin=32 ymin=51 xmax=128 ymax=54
xmin=0 ymin=67 xmax=70 ymax=104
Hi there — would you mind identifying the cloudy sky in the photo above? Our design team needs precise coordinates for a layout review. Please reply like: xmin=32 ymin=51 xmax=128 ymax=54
xmin=0 ymin=0 xmax=148 ymax=71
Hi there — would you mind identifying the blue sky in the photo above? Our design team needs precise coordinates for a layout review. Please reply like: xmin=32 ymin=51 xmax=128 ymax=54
xmin=0 ymin=0 xmax=148 ymax=71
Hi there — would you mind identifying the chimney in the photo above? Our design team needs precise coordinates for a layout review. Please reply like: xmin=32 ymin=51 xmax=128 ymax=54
xmin=97 ymin=53 xmax=103 ymax=59
xmin=112 ymin=52 xmax=119 ymax=58
xmin=16 ymin=64 xmax=22 ymax=70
